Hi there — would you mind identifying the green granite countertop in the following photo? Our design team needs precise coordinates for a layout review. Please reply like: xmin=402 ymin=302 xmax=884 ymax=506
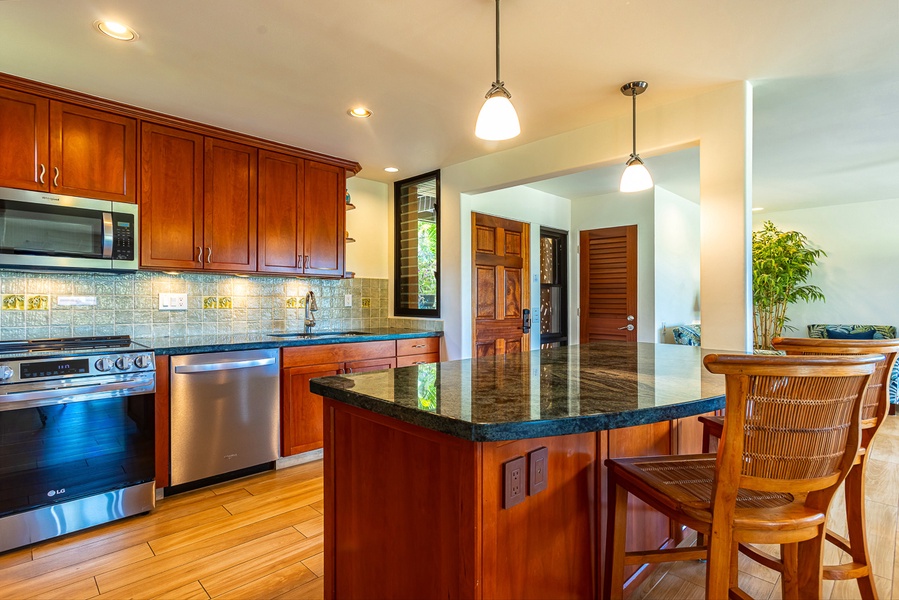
xmin=310 ymin=341 xmax=728 ymax=441
xmin=136 ymin=328 xmax=441 ymax=356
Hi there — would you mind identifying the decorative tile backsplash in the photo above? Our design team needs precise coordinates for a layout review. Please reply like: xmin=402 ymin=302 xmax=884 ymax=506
xmin=0 ymin=271 xmax=395 ymax=341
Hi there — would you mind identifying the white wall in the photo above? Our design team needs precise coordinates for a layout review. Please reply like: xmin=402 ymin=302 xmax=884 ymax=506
xmin=441 ymin=82 xmax=752 ymax=360
xmin=569 ymin=188 xmax=655 ymax=343
xmin=654 ymin=186 xmax=701 ymax=342
xmin=345 ymin=177 xmax=389 ymax=279
xmin=469 ymin=186 xmax=571 ymax=351
xmin=753 ymin=198 xmax=899 ymax=335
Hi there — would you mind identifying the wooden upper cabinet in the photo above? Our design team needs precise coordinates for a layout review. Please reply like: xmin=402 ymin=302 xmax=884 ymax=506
xmin=50 ymin=101 xmax=136 ymax=203
xmin=140 ymin=123 xmax=204 ymax=270
xmin=204 ymin=137 xmax=257 ymax=272
xmin=304 ymin=160 xmax=345 ymax=276
xmin=258 ymin=150 xmax=305 ymax=274
xmin=0 ymin=87 xmax=49 ymax=191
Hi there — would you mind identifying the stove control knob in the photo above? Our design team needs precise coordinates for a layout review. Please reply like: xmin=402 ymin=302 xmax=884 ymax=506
xmin=0 ymin=365 xmax=13 ymax=381
xmin=95 ymin=358 xmax=114 ymax=372
xmin=115 ymin=356 xmax=134 ymax=370
xmin=134 ymin=354 xmax=152 ymax=369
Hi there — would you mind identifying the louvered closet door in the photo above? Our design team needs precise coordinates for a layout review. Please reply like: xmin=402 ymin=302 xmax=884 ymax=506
xmin=472 ymin=213 xmax=530 ymax=357
xmin=579 ymin=225 xmax=637 ymax=342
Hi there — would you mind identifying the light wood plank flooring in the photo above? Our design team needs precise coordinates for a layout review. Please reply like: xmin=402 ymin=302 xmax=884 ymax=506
xmin=0 ymin=418 xmax=896 ymax=599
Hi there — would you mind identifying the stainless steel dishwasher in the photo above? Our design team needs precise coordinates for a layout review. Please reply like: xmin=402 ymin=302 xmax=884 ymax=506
xmin=170 ymin=349 xmax=280 ymax=486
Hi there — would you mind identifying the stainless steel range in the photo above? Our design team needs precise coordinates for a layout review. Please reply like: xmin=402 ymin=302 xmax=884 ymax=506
xmin=0 ymin=335 xmax=156 ymax=553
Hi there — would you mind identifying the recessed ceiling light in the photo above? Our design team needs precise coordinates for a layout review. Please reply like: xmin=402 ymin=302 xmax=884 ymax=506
xmin=752 ymin=207 xmax=764 ymax=212
xmin=384 ymin=167 xmax=399 ymax=173
xmin=347 ymin=107 xmax=372 ymax=118
xmin=94 ymin=20 xmax=139 ymax=41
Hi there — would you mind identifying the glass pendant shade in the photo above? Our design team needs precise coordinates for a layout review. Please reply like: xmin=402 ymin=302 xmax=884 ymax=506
xmin=619 ymin=156 xmax=653 ymax=192
xmin=475 ymin=91 xmax=520 ymax=141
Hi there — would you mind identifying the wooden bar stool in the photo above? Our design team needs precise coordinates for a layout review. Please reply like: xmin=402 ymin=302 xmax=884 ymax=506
xmin=700 ymin=338 xmax=899 ymax=600
xmin=604 ymin=353 xmax=881 ymax=600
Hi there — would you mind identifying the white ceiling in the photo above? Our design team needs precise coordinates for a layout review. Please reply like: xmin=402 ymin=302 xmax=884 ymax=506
xmin=1 ymin=0 xmax=897 ymax=212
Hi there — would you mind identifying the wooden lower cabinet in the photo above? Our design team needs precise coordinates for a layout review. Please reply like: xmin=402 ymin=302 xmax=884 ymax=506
xmin=281 ymin=340 xmax=400 ymax=457
xmin=324 ymin=404 xmax=692 ymax=599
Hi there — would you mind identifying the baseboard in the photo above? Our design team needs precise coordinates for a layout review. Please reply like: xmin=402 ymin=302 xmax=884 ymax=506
xmin=276 ymin=449 xmax=323 ymax=469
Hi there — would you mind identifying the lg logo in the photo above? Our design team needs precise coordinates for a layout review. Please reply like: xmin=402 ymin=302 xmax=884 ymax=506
xmin=47 ymin=489 xmax=66 ymax=497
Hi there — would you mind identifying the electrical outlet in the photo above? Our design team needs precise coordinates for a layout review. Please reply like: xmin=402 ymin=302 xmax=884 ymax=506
xmin=503 ymin=456 xmax=526 ymax=509
xmin=344 ymin=294 xmax=353 ymax=307
xmin=361 ymin=297 xmax=371 ymax=308
xmin=159 ymin=293 xmax=188 ymax=311
xmin=528 ymin=447 xmax=548 ymax=495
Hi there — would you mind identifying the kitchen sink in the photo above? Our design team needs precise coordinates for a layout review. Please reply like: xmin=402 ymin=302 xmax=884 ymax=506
xmin=268 ymin=331 xmax=370 ymax=339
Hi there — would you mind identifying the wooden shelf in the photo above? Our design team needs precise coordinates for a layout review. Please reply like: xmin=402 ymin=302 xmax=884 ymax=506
xmin=345 ymin=203 xmax=356 ymax=211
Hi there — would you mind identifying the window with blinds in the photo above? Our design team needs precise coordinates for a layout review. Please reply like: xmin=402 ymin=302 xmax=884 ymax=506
xmin=394 ymin=171 xmax=440 ymax=317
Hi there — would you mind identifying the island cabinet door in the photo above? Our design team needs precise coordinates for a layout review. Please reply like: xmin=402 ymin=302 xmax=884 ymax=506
xmin=281 ymin=362 xmax=341 ymax=456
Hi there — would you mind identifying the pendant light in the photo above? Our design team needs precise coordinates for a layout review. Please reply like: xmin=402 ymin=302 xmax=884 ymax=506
xmin=619 ymin=81 xmax=653 ymax=193
xmin=475 ymin=0 xmax=520 ymax=141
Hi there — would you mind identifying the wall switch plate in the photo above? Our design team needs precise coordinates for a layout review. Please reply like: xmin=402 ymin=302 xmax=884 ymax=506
xmin=345 ymin=294 xmax=353 ymax=307
xmin=159 ymin=292 xmax=188 ymax=311
xmin=503 ymin=456 xmax=526 ymax=509
xmin=528 ymin=447 xmax=548 ymax=496
xmin=58 ymin=295 xmax=97 ymax=306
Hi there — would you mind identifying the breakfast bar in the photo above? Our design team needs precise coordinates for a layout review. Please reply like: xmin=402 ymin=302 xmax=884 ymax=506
xmin=310 ymin=341 xmax=729 ymax=599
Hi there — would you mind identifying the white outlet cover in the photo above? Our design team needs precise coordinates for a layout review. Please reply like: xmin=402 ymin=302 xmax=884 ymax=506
xmin=159 ymin=292 xmax=188 ymax=311
xmin=57 ymin=296 xmax=97 ymax=306
xmin=344 ymin=294 xmax=353 ymax=307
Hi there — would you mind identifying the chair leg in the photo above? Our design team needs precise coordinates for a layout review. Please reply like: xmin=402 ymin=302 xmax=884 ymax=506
xmin=696 ymin=425 xmax=712 ymax=550
xmin=706 ymin=526 xmax=735 ymax=598
xmin=797 ymin=530 xmax=826 ymax=600
xmin=838 ymin=459 xmax=879 ymax=600
xmin=604 ymin=473 xmax=630 ymax=600
xmin=781 ymin=543 xmax=799 ymax=600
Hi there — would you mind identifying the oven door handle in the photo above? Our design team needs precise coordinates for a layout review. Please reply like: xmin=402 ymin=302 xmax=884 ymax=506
xmin=0 ymin=379 xmax=155 ymax=411
xmin=102 ymin=212 xmax=114 ymax=259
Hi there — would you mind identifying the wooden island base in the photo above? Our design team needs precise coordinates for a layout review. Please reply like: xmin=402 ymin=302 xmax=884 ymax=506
xmin=324 ymin=399 xmax=691 ymax=599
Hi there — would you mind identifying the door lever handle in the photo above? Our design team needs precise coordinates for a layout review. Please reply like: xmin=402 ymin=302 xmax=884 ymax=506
xmin=618 ymin=324 xmax=635 ymax=331
xmin=522 ymin=308 xmax=531 ymax=334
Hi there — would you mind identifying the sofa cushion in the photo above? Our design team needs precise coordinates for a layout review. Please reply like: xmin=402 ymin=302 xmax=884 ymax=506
xmin=825 ymin=326 xmax=877 ymax=339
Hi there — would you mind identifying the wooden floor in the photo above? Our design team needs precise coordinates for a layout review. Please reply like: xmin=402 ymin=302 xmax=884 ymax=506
xmin=0 ymin=418 xmax=896 ymax=599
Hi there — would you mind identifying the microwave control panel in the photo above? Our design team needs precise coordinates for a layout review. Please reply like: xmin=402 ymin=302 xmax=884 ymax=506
xmin=112 ymin=213 xmax=135 ymax=260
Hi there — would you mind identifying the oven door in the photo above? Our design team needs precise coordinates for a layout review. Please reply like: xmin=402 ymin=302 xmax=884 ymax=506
xmin=0 ymin=186 xmax=137 ymax=271
xmin=0 ymin=374 xmax=155 ymax=518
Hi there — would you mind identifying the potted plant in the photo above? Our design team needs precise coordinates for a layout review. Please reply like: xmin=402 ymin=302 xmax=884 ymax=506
xmin=752 ymin=220 xmax=826 ymax=350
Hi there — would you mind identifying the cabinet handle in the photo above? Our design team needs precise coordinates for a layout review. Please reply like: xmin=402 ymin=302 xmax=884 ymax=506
xmin=296 ymin=255 xmax=301 ymax=269
xmin=196 ymin=247 xmax=203 ymax=264
xmin=207 ymin=247 xmax=212 ymax=263
xmin=411 ymin=344 xmax=426 ymax=348
xmin=52 ymin=167 xmax=59 ymax=187
xmin=304 ymin=256 xmax=310 ymax=269
xmin=412 ymin=361 xmax=426 ymax=365
xmin=39 ymin=164 xmax=46 ymax=184
xmin=345 ymin=367 xmax=353 ymax=374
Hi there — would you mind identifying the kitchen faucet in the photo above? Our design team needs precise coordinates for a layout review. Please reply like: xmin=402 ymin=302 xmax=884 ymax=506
xmin=304 ymin=291 xmax=318 ymax=334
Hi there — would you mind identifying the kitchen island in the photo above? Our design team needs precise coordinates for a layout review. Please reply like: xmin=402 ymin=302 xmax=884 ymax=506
xmin=310 ymin=341 xmax=729 ymax=599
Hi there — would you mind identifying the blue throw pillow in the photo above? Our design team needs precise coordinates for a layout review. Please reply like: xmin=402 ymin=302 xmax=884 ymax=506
xmin=825 ymin=327 xmax=877 ymax=339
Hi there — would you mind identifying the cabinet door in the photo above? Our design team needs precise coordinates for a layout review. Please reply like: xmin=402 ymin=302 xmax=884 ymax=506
xmin=204 ymin=137 xmax=257 ymax=271
xmin=258 ymin=150 xmax=304 ymax=273
xmin=282 ymin=363 xmax=341 ymax=456
xmin=140 ymin=123 xmax=204 ymax=269
xmin=0 ymin=88 xmax=49 ymax=191
xmin=396 ymin=353 xmax=440 ymax=368
xmin=344 ymin=357 xmax=397 ymax=374
xmin=303 ymin=160 xmax=345 ymax=276
xmin=50 ymin=101 xmax=136 ymax=202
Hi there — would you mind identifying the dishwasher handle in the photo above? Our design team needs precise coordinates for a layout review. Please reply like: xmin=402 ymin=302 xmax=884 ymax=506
xmin=173 ymin=357 xmax=277 ymax=374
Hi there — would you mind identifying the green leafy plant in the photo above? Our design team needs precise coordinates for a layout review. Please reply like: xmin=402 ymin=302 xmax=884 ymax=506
xmin=753 ymin=221 xmax=826 ymax=350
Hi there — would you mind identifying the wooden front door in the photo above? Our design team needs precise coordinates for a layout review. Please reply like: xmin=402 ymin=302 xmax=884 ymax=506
xmin=472 ymin=213 xmax=530 ymax=357
xmin=580 ymin=225 xmax=637 ymax=342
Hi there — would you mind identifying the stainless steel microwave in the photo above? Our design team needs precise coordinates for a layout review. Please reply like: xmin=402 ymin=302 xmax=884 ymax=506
xmin=0 ymin=187 xmax=138 ymax=272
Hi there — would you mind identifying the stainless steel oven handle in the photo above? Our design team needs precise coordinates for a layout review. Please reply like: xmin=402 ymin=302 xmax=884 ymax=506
xmin=102 ymin=212 xmax=114 ymax=258
xmin=173 ymin=357 xmax=276 ymax=374
xmin=0 ymin=379 xmax=153 ymax=409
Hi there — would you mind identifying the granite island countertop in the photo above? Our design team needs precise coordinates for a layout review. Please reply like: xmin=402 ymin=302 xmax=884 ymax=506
xmin=310 ymin=340 xmax=729 ymax=441
xmin=136 ymin=328 xmax=442 ymax=356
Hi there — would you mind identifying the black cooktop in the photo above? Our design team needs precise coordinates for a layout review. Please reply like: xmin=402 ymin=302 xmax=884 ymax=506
xmin=0 ymin=336 xmax=149 ymax=359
